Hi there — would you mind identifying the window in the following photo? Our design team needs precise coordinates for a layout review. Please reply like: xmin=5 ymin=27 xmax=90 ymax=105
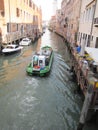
xmin=85 ymin=9 xmax=88 ymax=21
xmin=17 ymin=24 xmax=18 ymax=31
xmin=27 ymin=0 xmax=28 ymax=4
xmin=24 ymin=11 xmax=25 ymax=20
xmin=87 ymin=35 xmax=90 ymax=47
xmin=95 ymin=37 xmax=98 ymax=48
xmin=87 ymin=8 xmax=90 ymax=21
xmin=83 ymin=11 xmax=86 ymax=22
xmin=91 ymin=4 xmax=95 ymax=20
xmin=29 ymin=0 xmax=32 ymax=7
xmin=21 ymin=10 xmax=22 ymax=18
xmin=16 ymin=8 xmax=20 ymax=17
xmin=7 ymin=23 xmax=10 ymax=32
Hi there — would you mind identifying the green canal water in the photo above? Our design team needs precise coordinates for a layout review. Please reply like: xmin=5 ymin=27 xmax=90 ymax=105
xmin=0 ymin=29 xmax=97 ymax=130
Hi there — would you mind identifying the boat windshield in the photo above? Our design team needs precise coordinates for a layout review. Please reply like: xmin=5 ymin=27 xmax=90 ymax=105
xmin=23 ymin=39 xmax=29 ymax=42
xmin=6 ymin=46 xmax=14 ymax=49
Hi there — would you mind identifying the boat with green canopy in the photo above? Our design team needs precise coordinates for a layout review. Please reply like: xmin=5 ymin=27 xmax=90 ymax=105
xmin=26 ymin=46 xmax=54 ymax=76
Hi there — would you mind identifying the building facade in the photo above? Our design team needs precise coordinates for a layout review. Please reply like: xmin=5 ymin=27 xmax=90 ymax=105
xmin=0 ymin=0 xmax=42 ymax=45
xmin=60 ymin=0 xmax=81 ymax=46
xmin=49 ymin=16 xmax=56 ymax=32
xmin=49 ymin=0 xmax=98 ymax=50
xmin=55 ymin=9 xmax=62 ymax=35
xmin=53 ymin=0 xmax=58 ymax=16
xmin=77 ymin=0 xmax=98 ymax=49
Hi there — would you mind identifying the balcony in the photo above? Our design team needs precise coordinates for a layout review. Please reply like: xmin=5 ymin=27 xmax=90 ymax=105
xmin=94 ymin=17 xmax=98 ymax=27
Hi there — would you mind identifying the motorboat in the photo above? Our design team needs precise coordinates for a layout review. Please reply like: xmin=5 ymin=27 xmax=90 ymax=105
xmin=2 ymin=44 xmax=23 ymax=55
xmin=19 ymin=37 xmax=31 ymax=46
xmin=26 ymin=46 xmax=54 ymax=76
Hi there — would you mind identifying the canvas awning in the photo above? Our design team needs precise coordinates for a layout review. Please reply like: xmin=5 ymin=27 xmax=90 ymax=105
xmin=85 ymin=47 xmax=98 ymax=65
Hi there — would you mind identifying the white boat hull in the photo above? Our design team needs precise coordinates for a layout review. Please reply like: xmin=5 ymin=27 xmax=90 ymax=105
xmin=2 ymin=45 xmax=23 ymax=55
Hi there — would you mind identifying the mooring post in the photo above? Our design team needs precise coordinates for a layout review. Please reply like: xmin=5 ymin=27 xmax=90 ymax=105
xmin=77 ymin=85 xmax=93 ymax=130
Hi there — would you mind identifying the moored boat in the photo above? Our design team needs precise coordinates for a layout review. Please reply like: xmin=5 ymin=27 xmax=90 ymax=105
xmin=2 ymin=44 xmax=23 ymax=55
xmin=19 ymin=37 xmax=31 ymax=46
xmin=26 ymin=46 xmax=54 ymax=76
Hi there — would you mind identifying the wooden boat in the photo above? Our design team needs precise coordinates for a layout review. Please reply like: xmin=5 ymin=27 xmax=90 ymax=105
xmin=26 ymin=46 xmax=54 ymax=76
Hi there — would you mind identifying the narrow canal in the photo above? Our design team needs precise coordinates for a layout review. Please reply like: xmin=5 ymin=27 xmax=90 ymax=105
xmin=0 ymin=29 xmax=97 ymax=130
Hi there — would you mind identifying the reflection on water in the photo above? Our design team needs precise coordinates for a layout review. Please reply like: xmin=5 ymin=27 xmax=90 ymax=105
xmin=0 ymin=29 xmax=97 ymax=130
